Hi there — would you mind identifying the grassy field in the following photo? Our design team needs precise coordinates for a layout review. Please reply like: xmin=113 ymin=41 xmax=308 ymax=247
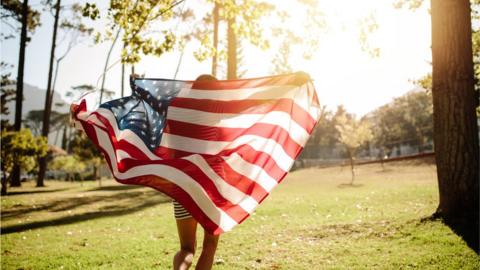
xmin=1 ymin=159 xmax=479 ymax=269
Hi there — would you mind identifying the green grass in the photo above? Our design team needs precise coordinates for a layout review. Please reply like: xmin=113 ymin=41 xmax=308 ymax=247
xmin=1 ymin=159 xmax=479 ymax=269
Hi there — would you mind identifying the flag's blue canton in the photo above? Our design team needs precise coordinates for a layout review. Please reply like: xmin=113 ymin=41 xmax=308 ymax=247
xmin=99 ymin=78 xmax=185 ymax=151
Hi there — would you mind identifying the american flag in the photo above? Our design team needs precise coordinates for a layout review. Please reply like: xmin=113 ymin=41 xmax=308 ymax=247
xmin=71 ymin=72 xmax=321 ymax=235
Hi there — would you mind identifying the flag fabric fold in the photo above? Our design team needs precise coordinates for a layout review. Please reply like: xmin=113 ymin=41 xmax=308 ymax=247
xmin=71 ymin=72 xmax=321 ymax=235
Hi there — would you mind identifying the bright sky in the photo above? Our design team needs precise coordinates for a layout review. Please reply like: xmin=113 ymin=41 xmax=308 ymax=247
xmin=1 ymin=0 xmax=432 ymax=116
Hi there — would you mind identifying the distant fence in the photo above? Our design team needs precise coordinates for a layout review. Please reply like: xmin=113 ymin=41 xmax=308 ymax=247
xmin=357 ymin=152 xmax=435 ymax=165
xmin=292 ymin=151 xmax=435 ymax=170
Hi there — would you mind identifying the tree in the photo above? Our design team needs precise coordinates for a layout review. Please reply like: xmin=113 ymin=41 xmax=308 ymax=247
xmin=370 ymin=89 xmax=433 ymax=155
xmin=1 ymin=129 xmax=48 ymax=195
xmin=24 ymin=109 xmax=66 ymax=136
xmin=1 ymin=0 xmax=41 ymax=40
xmin=50 ymin=155 xmax=86 ymax=184
xmin=430 ymin=0 xmax=479 ymax=250
xmin=1 ymin=0 xmax=41 ymax=131
xmin=1 ymin=62 xmax=16 ymax=131
xmin=37 ymin=0 xmax=61 ymax=188
xmin=82 ymin=0 xmax=180 ymax=102
xmin=191 ymin=0 xmax=273 ymax=79
xmin=3 ymin=0 xmax=41 ymax=187
xmin=335 ymin=114 xmax=373 ymax=185
xmin=70 ymin=131 xmax=104 ymax=186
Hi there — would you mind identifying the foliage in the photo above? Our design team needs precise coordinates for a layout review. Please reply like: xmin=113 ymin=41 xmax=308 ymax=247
xmin=190 ymin=0 xmax=274 ymax=77
xmin=23 ymin=110 xmax=68 ymax=136
xmin=69 ymin=131 xmax=103 ymax=180
xmin=0 ymin=129 xmax=48 ymax=179
xmin=0 ymin=62 xmax=16 ymax=131
xmin=308 ymin=105 xmax=346 ymax=147
xmin=335 ymin=114 xmax=373 ymax=155
xmin=358 ymin=11 xmax=380 ymax=58
xmin=54 ymin=3 xmax=94 ymax=67
xmin=1 ymin=0 xmax=41 ymax=40
xmin=50 ymin=155 xmax=86 ymax=180
xmin=369 ymin=89 xmax=433 ymax=154
xmin=412 ymin=73 xmax=432 ymax=92
xmin=335 ymin=112 xmax=373 ymax=184
xmin=392 ymin=0 xmax=424 ymax=10
xmin=270 ymin=22 xmax=302 ymax=74
xmin=271 ymin=0 xmax=326 ymax=74
xmin=82 ymin=0 xmax=179 ymax=64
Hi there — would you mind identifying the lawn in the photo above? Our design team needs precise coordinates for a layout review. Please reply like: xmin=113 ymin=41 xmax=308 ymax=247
xmin=1 ymin=159 xmax=479 ymax=269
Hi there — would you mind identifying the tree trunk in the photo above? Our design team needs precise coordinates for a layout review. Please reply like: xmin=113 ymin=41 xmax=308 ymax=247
xmin=1 ymin=175 xmax=7 ymax=195
xmin=11 ymin=0 xmax=30 ymax=187
xmin=93 ymin=165 xmax=101 ymax=187
xmin=37 ymin=0 xmax=61 ymax=188
xmin=92 ymin=165 xmax=97 ymax=180
xmin=431 ymin=0 xmax=479 ymax=250
xmin=227 ymin=14 xmax=237 ymax=80
xmin=61 ymin=124 xmax=67 ymax=150
xmin=14 ymin=0 xmax=28 ymax=132
xmin=212 ymin=3 xmax=219 ymax=77
xmin=1 ymin=163 xmax=8 ymax=195
xmin=348 ymin=149 xmax=355 ymax=185
xmin=10 ymin=166 xmax=21 ymax=187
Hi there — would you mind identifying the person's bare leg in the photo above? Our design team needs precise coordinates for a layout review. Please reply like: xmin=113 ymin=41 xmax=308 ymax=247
xmin=173 ymin=217 xmax=197 ymax=270
xmin=195 ymin=230 xmax=220 ymax=270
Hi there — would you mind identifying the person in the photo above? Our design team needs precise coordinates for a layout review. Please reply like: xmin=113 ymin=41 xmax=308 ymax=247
xmin=173 ymin=74 xmax=220 ymax=270
xmin=70 ymin=74 xmax=220 ymax=270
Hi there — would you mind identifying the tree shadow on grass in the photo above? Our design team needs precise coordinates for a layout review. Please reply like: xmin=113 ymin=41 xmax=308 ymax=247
xmin=444 ymin=220 xmax=479 ymax=253
xmin=337 ymin=183 xmax=364 ymax=188
xmin=1 ymin=198 xmax=169 ymax=235
xmin=86 ymin=185 xmax=145 ymax=192
xmin=1 ymin=190 xmax=171 ymax=234
xmin=1 ymin=189 xmax=162 ymax=218
xmin=422 ymin=213 xmax=479 ymax=254
xmin=5 ymin=188 xmax=70 ymax=196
